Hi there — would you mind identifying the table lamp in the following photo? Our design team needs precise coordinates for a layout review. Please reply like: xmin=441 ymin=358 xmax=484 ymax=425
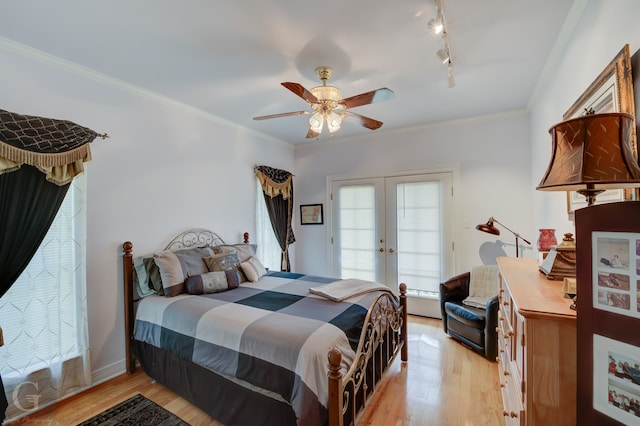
xmin=536 ymin=112 xmax=640 ymax=206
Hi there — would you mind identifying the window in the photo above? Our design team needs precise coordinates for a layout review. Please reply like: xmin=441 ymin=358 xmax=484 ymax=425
xmin=0 ymin=174 xmax=90 ymax=420
xmin=255 ymin=178 xmax=282 ymax=271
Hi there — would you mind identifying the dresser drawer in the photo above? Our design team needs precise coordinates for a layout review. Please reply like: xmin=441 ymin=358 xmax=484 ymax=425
xmin=499 ymin=359 xmax=524 ymax=426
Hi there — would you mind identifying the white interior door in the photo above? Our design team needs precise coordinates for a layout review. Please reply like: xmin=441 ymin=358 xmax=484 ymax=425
xmin=330 ymin=172 xmax=454 ymax=316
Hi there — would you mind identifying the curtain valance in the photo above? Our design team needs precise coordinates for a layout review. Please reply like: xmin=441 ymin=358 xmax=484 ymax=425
xmin=255 ymin=165 xmax=293 ymax=199
xmin=0 ymin=109 xmax=108 ymax=186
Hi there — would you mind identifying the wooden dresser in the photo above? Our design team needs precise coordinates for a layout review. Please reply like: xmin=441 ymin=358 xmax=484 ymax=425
xmin=496 ymin=257 xmax=576 ymax=426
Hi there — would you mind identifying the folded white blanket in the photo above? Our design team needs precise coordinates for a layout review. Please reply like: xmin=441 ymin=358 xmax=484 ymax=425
xmin=462 ymin=265 xmax=500 ymax=309
xmin=309 ymin=278 xmax=391 ymax=302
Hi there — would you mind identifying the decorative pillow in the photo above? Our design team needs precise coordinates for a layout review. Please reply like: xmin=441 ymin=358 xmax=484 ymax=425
xmin=144 ymin=257 xmax=164 ymax=295
xmin=241 ymin=256 xmax=267 ymax=282
xmin=184 ymin=270 xmax=241 ymax=295
xmin=213 ymin=244 xmax=257 ymax=281
xmin=203 ymin=251 xmax=242 ymax=279
xmin=153 ymin=246 xmax=215 ymax=297
xmin=213 ymin=244 xmax=257 ymax=262
xmin=132 ymin=255 xmax=156 ymax=298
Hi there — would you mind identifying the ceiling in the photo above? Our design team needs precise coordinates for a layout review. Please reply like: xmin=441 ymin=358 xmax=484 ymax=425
xmin=0 ymin=0 xmax=577 ymax=145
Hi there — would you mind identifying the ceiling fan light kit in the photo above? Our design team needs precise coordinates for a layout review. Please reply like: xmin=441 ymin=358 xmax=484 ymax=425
xmin=253 ymin=66 xmax=394 ymax=140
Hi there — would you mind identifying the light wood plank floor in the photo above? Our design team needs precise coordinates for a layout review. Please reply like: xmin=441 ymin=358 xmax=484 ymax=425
xmin=6 ymin=316 xmax=503 ymax=425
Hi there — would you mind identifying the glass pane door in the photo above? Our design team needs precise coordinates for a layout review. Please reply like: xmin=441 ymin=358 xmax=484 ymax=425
xmin=386 ymin=175 xmax=452 ymax=296
xmin=330 ymin=178 xmax=385 ymax=282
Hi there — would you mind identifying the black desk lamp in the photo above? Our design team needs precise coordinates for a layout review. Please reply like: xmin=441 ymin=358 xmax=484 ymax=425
xmin=476 ymin=217 xmax=531 ymax=257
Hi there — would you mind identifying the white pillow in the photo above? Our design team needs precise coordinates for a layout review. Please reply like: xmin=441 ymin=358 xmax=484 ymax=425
xmin=241 ymin=256 xmax=267 ymax=282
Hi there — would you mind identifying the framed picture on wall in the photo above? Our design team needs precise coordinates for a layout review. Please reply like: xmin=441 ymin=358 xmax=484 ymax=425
xmin=300 ymin=204 xmax=323 ymax=225
xmin=563 ymin=44 xmax=637 ymax=215
xmin=575 ymin=201 xmax=640 ymax=425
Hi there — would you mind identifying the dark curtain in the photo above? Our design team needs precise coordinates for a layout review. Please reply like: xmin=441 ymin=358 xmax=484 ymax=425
xmin=255 ymin=166 xmax=295 ymax=271
xmin=0 ymin=165 xmax=70 ymax=298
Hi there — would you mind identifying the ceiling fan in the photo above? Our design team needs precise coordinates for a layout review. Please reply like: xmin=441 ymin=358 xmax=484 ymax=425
xmin=253 ymin=66 xmax=395 ymax=139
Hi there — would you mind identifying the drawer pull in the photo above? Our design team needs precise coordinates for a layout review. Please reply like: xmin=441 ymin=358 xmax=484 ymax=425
xmin=503 ymin=370 xmax=510 ymax=376
xmin=499 ymin=348 xmax=505 ymax=353
xmin=503 ymin=411 xmax=509 ymax=417
xmin=503 ymin=300 xmax=509 ymax=306
xmin=508 ymin=330 xmax=514 ymax=337
xmin=510 ymin=411 xmax=518 ymax=418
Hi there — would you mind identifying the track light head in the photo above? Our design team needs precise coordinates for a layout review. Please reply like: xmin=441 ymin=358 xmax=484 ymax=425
xmin=436 ymin=49 xmax=450 ymax=64
xmin=447 ymin=63 xmax=455 ymax=88
xmin=428 ymin=18 xmax=444 ymax=35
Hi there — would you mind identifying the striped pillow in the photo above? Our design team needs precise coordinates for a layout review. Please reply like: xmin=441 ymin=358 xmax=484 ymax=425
xmin=184 ymin=270 xmax=240 ymax=294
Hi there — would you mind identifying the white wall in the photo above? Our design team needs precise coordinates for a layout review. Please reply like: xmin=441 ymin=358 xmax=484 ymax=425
xmin=530 ymin=0 xmax=640 ymax=236
xmin=1 ymin=44 xmax=294 ymax=377
xmin=293 ymin=110 xmax=534 ymax=276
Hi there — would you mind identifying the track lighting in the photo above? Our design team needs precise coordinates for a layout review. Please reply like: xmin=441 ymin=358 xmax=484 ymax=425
xmin=430 ymin=0 xmax=455 ymax=88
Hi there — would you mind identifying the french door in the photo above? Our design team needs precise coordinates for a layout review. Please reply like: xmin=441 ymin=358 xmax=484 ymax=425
xmin=329 ymin=172 xmax=454 ymax=315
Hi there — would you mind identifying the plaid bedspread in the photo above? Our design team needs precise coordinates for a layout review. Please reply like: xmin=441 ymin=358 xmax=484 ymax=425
xmin=134 ymin=271 xmax=396 ymax=425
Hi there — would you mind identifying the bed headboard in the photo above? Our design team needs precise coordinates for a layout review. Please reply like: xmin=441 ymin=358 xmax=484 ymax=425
xmin=164 ymin=228 xmax=226 ymax=251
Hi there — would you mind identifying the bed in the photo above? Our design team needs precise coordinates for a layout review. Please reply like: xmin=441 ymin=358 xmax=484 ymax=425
xmin=122 ymin=228 xmax=407 ymax=426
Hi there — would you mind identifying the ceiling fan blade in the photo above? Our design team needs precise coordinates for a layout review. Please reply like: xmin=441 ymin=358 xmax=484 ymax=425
xmin=253 ymin=111 xmax=311 ymax=120
xmin=344 ymin=111 xmax=383 ymax=130
xmin=281 ymin=82 xmax=319 ymax=104
xmin=341 ymin=88 xmax=395 ymax=109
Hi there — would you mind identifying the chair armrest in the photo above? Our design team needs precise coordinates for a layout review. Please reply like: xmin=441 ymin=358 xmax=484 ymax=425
xmin=484 ymin=294 xmax=500 ymax=360
xmin=439 ymin=272 xmax=471 ymax=303
xmin=439 ymin=272 xmax=470 ymax=332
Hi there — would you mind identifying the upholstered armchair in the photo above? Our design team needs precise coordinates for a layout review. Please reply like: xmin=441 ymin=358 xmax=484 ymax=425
xmin=439 ymin=266 xmax=500 ymax=361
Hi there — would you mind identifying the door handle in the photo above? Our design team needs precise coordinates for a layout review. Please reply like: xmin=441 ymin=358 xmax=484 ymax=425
xmin=389 ymin=248 xmax=395 ymax=253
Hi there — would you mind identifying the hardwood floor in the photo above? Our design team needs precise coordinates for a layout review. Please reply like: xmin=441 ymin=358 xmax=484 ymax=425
xmin=6 ymin=316 xmax=503 ymax=425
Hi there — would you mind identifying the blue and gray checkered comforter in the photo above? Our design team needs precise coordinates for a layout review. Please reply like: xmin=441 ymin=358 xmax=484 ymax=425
xmin=134 ymin=271 xmax=395 ymax=425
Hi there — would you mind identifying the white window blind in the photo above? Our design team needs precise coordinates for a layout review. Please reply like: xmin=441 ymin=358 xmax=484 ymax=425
xmin=396 ymin=181 xmax=442 ymax=295
xmin=338 ymin=185 xmax=376 ymax=281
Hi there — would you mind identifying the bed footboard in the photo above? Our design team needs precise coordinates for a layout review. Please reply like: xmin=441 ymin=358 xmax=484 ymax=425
xmin=328 ymin=283 xmax=408 ymax=426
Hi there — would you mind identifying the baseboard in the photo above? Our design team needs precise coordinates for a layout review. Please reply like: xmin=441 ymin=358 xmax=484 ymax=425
xmin=407 ymin=295 xmax=442 ymax=318
xmin=91 ymin=359 xmax=127 ymax=386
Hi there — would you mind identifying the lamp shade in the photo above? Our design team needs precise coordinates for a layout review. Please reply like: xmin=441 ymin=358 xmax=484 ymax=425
xmin=536 ymin=113 xmax=640 ymax=203
xmin=476 ymin=218 xmax=500 ymax=235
